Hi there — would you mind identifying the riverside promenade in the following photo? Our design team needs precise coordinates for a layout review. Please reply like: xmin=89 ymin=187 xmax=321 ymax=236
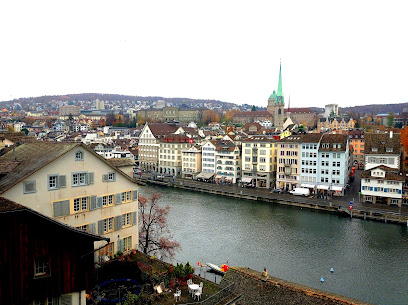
xmin=135 ymin=173 xmax=408 ymax=226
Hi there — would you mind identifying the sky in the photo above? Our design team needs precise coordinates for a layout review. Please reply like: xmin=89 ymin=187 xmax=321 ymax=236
xmin=1 ymin=1 xmax=408 ymax=108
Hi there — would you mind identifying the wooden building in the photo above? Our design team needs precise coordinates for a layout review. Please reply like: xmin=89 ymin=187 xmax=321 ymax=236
xmin=0 ymin=197 xmax=109 ymax=305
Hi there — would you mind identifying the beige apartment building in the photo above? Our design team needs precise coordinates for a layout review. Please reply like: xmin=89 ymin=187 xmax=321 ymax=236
xmin=215 ymin=141 xmax=241 ymax=184
xmin=158 ymin=134 xmax=191 ymax=176
xmin=138 ymin=123 xmax=177 ymax=172
xmin=59 ymin=105 xmax=80 ymax=116
xmin=241 ymin=136 xmax=277 ymax=188
xmin=276 ymin=135 xmax=302 ymax=191
xmin=182 ymin=144 xmax=202 ymax=179
xmin=0 ymin=142 xmax=140 ymax=260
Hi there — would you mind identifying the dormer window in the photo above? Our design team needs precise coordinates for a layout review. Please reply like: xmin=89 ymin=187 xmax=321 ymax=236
xmin=372 ymin=148 xmax=378 ymax=152
xmin=386 ymin=148 xmax=393 ymax=152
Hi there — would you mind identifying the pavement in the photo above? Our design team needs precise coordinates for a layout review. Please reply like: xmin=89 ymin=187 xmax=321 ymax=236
xmin=135 ymin=171 xmax=408 ymax=218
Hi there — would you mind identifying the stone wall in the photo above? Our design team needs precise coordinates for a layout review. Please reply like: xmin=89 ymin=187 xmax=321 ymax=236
xmin=221 ymin=267 xmax=372 ymax=305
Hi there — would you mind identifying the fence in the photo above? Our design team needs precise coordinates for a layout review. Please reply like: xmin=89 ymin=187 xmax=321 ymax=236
xmin=179 ymin=279 xmax=235 ymax=305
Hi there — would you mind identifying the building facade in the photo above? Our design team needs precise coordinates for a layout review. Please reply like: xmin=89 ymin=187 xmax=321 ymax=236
xmin=242 ymin=136 xmax=277 ymax=188
xmin=182 ymin=145 xmax=202 ymax=179
xmin=276 ymin=136 xmax=301 ymax=190
xmin=158 ymin=134 xmax=191 ymax=176
xmin=215 ymin=141 xmax=241 ymax=184
xmin=364 ymin=132 xmax=401 ymax=170
xmin=0 ymin=142 xmax=140 ymax=260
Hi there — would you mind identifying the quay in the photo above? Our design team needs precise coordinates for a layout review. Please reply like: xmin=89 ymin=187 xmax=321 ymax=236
xmin=135 ymin=174 xmax=408 ymax=225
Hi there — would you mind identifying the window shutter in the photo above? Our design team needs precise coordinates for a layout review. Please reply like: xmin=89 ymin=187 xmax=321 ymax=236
xmin=102 ymin=174 xmax=108 ymax=182
xmin=98 ymin=220 xmax=104 ymax=235
xmin=61 ymin=200 xmax=70 ymax=216
xmin=132 ymin=211 xmax=137 ymax=225
xmin=115 ymin=193 xmax=122 ymax=205
xmin=58 ymin=175 xmax=66 ymax=188
xmin=89 ymin=223 xmax=96 ymax=234
xmin=90 ymin=196 xmax=97 ymax=210
xmin=384 ymin=188 xmax=387 ymax=192
xmin=117 ymin=239 xmax=124 ymax=252
xmin=132 ymin=190 xmax=138 ymax=201
xmin=96 ymin=197 xmax=102 ymax=209
xmin=112 ymin=173 xmax=116 ymax=182
xmin=53 ymin=201 xmax=62 ymax=217
xmin=374 ymin=187 xmax=377 ymax=192
xmin=399 ymin=189 xmax=402 ymax=194
xmin=115 ymin=215 xmax=123 ymax=231
xmin=88 ymin=172 xmax=94 ymax=184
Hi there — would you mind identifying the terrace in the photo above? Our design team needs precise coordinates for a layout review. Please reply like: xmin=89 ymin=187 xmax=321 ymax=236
xmin=88 ymin=251 xmax=237 ymax=305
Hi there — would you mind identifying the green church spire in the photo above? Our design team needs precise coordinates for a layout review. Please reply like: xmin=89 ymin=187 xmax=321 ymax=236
xmin=277 ymin=59 xmax=283 ymax=97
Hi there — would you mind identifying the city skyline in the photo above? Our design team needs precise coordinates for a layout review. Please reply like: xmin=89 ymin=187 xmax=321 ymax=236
xmin=1 ymin=1 xmax=407 ymax=108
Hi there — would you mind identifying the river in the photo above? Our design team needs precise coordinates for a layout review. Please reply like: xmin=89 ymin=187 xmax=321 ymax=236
xmin=140 ymin=185 xmax=408 ymax=305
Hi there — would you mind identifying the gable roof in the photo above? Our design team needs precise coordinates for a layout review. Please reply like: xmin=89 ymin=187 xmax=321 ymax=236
xmin=146 ymin=123 xmax=177 ymax=137
xmin=319 ymin=134 xmax=348 ymax=151
xmin=0 ymin=142 xmax=139 ymax=194
xmin=364 ymin=132 xmax=401 ymax=155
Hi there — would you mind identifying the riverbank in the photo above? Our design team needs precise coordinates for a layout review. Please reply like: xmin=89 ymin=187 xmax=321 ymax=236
xmin=135 ymin=176 xmax=408 ymax=226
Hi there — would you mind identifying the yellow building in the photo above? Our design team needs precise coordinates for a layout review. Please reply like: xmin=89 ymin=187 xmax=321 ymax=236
xmin=182 ymin=144 xmax=202 ymax=179
xmin=0 ymin=142 xmax=141 ymax=260
xmin=276 ymin=135 xmax=302 ymax=190
xmin=241 ymin=136 xmax=277 ymax=188
xmin=279 ymin=130 xmax=292 ymax=139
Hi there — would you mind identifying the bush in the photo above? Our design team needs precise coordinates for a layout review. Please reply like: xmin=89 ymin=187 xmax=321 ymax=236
xmin=184 ymin=262 xmax=194 ymax=275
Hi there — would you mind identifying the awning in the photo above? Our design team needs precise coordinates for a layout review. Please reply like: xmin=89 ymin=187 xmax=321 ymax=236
xmin=224 ymin=177 xmax=233 ymax=181
xmin=215 ymin=175 xmax=223 ymax=179
xmin=196 ymin=172 xmax=214 ymax=179
xmin=301 ymin=183 xmax=316 ymax=188
xmin=331 ymin=186 xmax=343 ymax=191
xmin=242 ymin=177 xmax=253 ymax=183
xmin=317 ymin=185 xmax=330 ymax=190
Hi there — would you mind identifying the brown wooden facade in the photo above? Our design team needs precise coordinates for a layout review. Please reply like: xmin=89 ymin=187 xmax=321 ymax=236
xmin=0 ymin=198 xmax=108 ymax=305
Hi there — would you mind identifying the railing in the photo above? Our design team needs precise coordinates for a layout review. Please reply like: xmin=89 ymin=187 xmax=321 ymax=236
xmin=180 ymin=280 xmax=235 ymax=305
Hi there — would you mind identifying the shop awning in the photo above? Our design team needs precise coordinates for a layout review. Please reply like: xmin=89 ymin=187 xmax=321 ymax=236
xmin=301 ymin=183 xmax=316 ymax=188
xmin=215 ymin=175 xmax=223 ymax=179
xmin=196 ymin=172 xmax=214 ymax=179
xmin=242 ymin=177 xmax=253 ymax=183
xmin=225 ymin=176 xmax=233 ymax=181
xmin=317 ymin=184 xmax=330 ymax=190
xmin=331 ymin=185 xmax=343 ymax=191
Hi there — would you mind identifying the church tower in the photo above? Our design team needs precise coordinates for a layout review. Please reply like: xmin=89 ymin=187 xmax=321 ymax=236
xmin=267 ymin=61 xmax=285 ymax=130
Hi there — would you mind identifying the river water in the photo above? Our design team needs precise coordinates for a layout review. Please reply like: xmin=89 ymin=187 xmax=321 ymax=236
xmin=140 ymin=185 xmax=408 ymax=305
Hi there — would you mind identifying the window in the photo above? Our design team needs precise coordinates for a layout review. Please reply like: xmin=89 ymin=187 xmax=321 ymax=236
xmin=123 ymin=213 xmax=132 ymax=227
xmin=103 ymin=217 xmax=114 ymax=233
xmin=34 ymin=258 xmax=50 ymax=277
xmin=49 ymin=175 xmax=57 ymax=189
xmin=108 ymin=172 xmax=116 ymax=181
xmin=23 ymin=180 xmax=36 ymax=194
xmin=72 ymin=172 xmax=87 ymax=186
xmin=124 ymin=236 xmax=132 ymax=251
xmin=75 ymin=151 xmax=84 ymax=161
xmin=126 ymin=191 xmax=131 ymax=201
xmin=76 ymin=224 xmax=88 ymax=232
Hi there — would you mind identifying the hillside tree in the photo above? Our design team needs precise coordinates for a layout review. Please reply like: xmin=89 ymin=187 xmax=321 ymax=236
xmin=202 ymin=110 xmax=220 ymax=125
xmin=139 ymin=193 xmax=180 ymax=259
xmin=387 ymin=113 xmax=394 ymax=127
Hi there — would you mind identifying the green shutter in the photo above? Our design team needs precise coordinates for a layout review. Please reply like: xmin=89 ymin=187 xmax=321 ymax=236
xmin=117 ymin=239 xmax=124 ymax=252
xmin=98 ymin=220 xmax=104 ymax=235
xmin=132 ymin=190 xmax=138 ymax=201
xmin=88 ymin=172 xmax=94 ymax=184
xmin=61 ymin=200 xmax=70 ymax=216
xmin=89 ymin=223 xmax=96 ymax=234
xmin=115 ymin=193 xmax=122 ymax=205
xmin=58 ymin=175 xmax=66 ymax=188
xmin=53 ymin=201 xmax=62 ymax=217
xmin=90 ymin=196 xmax=97 ymax=210
xmin=96 ymin=197 xmax=102 ymax=209
xmin=102 ymin=174 xmax=108 ymax=182
xmin=115 ymin=215 xmax=123 ymax=231
xmin=132 ymin=211 xmax=137 ymax=225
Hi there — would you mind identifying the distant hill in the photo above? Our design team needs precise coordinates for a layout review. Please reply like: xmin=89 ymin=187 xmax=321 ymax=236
xmin=1 ymin=93 xmax=234 ymax=108
xmin=340 ymin=103 xmax=408 ymax=116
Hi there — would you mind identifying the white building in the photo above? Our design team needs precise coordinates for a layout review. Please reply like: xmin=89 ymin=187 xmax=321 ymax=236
xmin=215 ymin=141 xmax=241 ymax=184
xmin=361 ymin=165 xmax=403 ymax=206
xmin=364 ymin=132 xmax=401 ymax=170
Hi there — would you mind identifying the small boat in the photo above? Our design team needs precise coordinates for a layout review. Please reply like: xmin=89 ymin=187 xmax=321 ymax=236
xmin=206 ymin=263 xmax=229 ymax=275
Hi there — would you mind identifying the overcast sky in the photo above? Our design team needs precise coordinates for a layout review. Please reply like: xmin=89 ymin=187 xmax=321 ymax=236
xmin=1 ymin=1 xmax=407 ymax=108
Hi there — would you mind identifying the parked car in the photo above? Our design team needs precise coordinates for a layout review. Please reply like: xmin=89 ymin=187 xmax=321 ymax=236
xmin=289 ymin=188 xmax=310 ymax=196
xmin=271 ymin=188 xmax=282 ymax=193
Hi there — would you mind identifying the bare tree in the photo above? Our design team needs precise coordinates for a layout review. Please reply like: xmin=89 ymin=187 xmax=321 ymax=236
xmin=138 ymin=193 xmax=180 ymax=259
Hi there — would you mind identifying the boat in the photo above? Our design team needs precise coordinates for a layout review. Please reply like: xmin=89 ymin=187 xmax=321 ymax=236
xmin=206 ymin=263 xmax=229 ymax=275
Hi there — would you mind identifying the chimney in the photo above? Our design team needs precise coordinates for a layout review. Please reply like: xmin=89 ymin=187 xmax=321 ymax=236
xmin=390 ymin=131 xmax=393 ymax=138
